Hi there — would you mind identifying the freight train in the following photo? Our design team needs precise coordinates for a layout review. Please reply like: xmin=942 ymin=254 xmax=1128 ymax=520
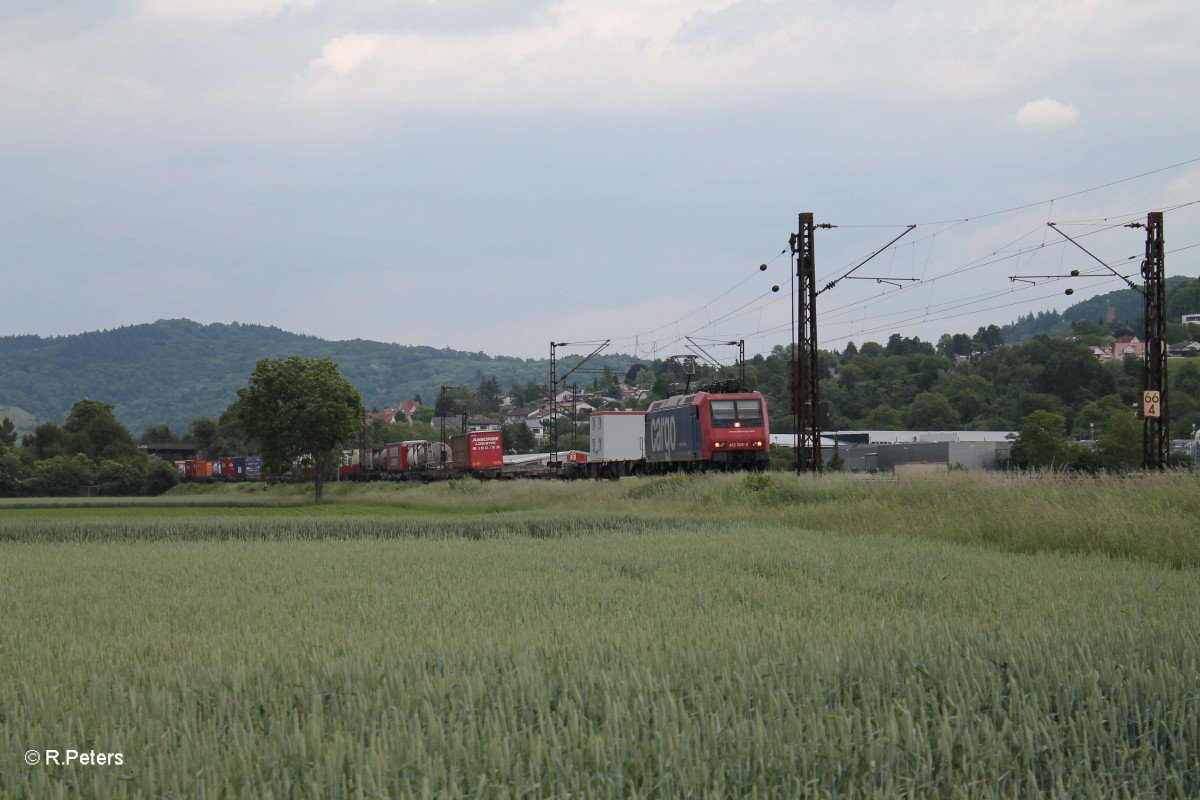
xmin=340 ymin=431 xmax=502 ymax=480
xmin=178 ymin=389 xmax=770 ymax=482
xmin=175 ymin=455 xmax=263 ymax=481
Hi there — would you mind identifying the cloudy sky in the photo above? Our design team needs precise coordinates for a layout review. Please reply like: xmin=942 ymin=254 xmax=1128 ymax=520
xmin=2 ymin=0 xmax=1198 ymax=360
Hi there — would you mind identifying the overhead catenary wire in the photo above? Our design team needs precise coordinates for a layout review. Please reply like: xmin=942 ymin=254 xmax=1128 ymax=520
xmin=817 ymin=157 xmax=1200 ymax=228
xmin=556 ymin=158 xmax=1200 ymax=366
xmin=812 ymin=207 xmax=1184 ymax=327
xmin=588 ymin=247 xmax=791 ymax=354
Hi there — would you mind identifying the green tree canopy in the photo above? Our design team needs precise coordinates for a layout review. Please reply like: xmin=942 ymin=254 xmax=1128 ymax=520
xmin=63 ymin=399 xmax=138 ymax=460
xmin=237 ymin=356 xmax=362 ymax=503
xmin=475 ymin=376 xmax=503 ymax=412
xmin=1166 ymin=277 xmax=1200 ymax=320
xmin=0 ymin=417 xmax=16 ymax=451
xmin=1074 ymin=395 xmax=1130 ymax=440
xmin=863 ymin=404 xmax=904 ymax=429
xmin=1170 ymin=362 xmax=1200 ymax=440
xmin=1010 ymin=410 xmax=1073 ymax=470
xmin=23 ymin=454 xmax=95 ymax=497
xmin=0 ymin=450 xmax=23 ymax=497
xmin=1096 ymin=411 xmax=1141 ymax=471
xmin=904 ymin=392 xmax=961 ymax=430
xmin=973 ymin=325 xmax=1004 ymax=351
xmin=187 ymin=417 xmax=219 ymax=451
xmin=138 ymin=424 xmax=179 ymax=445
xmin=96 ymin=459 xmax=145 ymax=497
xmin=935 ymin=374 xmax=994 ymax=423
xmin=502 ymin=421 xmax=537 ymax=454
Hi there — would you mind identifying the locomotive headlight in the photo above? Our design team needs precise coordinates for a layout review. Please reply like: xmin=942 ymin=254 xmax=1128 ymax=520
xmin=714 ymin=442 xmax=724 ymax=448
xmin=734 ymin=422 xmax=741 ymax=428
xmin=754 ymin=441 xmax=763 ymax=447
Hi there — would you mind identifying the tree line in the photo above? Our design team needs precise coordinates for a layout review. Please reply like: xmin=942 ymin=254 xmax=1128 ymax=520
xmin=0 ymin=400 xmax=178 ymax=497
xmin=4 ymin=318 xmax=1198 ymax=498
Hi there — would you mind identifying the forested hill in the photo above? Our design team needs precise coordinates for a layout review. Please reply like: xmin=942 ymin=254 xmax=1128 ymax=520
xmin=1000 ymin=275 xmax=1200 ymax=343
xmin=4 ymin=276 xmax=1198 ymax=438
xmin=0 ymin=320 xmax=635 ymax=436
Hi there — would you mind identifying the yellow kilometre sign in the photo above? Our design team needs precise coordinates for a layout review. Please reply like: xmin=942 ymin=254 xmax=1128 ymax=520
xmin=1142 ymin=390 xmax=1162 ymax=419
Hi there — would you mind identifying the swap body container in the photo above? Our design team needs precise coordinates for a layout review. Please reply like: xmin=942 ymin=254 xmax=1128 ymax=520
xmin=450 ymin=430 xmax=504 ymax=470
xmin=589 ymin=411 xmax=646 ymax=463
xmin=245 ymin=456 xmax=263 ymax=479
xmin=380 ymin=442 xmax=410 ymax=473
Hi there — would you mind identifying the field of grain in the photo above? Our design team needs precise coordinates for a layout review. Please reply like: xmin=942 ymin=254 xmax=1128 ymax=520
xmin=3 ymin=472 xmax=1199 ymax=797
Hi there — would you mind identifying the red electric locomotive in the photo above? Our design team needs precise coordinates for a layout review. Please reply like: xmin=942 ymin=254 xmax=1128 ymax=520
xmin=644 ymin=390 xmax=770 ymax=472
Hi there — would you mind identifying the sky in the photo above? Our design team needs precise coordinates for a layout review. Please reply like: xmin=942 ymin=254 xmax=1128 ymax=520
xmin=2 ymin=0 xmax=1199 ymax=362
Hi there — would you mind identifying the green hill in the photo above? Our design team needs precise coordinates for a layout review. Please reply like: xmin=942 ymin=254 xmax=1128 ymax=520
xmin=1000 ymin=275 xmax=1200 ymax=343
xmin=0 ymin=320 xmax=636 ymax=436
xmin=4 ymin=276 xmax=1197 ymax=439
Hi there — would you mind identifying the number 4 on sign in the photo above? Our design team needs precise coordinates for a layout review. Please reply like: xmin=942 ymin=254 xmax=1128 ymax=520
xmin=1142 ymin=390 xmax=1161 ymax=419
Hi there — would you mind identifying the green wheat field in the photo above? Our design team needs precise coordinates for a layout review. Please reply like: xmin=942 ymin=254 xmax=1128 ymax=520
xmin=3 ymin=472 xmax=1199 ymax=798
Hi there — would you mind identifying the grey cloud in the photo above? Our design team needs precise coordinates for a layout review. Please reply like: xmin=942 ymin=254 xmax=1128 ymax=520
xmin=312 ymin=0 xmax=560 ymax=35
xmin=676 ymin=0 xmax=808 ymax=47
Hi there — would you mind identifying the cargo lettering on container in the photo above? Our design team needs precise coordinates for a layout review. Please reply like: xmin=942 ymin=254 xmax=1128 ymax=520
xmin=649 ymin=415 xmax=676 ymax=453
xmin=644 ymin=404 xmax=701 ymax=463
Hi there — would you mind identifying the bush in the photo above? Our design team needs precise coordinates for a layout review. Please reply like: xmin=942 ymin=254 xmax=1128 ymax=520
xmin=96 ymin=459 xmax=144 ymax=497
xmin=143 ymin=458 xmax=180 ymax=496
xmin=22 ymin=454 xmax=95 ymax=497
xmin=0 ymin=451 xmax=24 ymax=497
xmin=741 ymin=474 xmax=774 ymax=494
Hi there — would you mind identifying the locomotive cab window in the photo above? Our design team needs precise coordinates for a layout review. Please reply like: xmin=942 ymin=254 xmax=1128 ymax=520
xmin=736 ymin=400 xmax=763 ymax=422
xmin=710 ymin=399 xmax=763 ymax=428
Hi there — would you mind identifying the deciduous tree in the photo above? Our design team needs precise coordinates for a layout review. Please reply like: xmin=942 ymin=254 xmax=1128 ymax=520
xmin=1096 ymin=411 xmax=1141 ymax=471
xmin=138 ymin=424 xmax=178 ymax=445
xmin=187 ymin=417 xmax=219 ymax=451
xmin=237 ymin=356 xmax=362 ymax=503
xmin=1010 ymin=410 xmax=1073 ymax=469
xmin=0 ymin=417 xmax=16 ymax=450
xmin=63 ymin=399 xmax=138 ymax=460
xmin=0 ymin=450 xmax=23 ymax=496
xmin=24 ymin=454 xmax=95 ymax=497
xmin=904 ymin=392 xmax=960 ymax=430
xmin=502 ymin=421 xmax=536 ymax=454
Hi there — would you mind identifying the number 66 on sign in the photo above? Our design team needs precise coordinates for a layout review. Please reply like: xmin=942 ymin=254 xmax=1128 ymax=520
xmin=1141 ymin=390 xmax=1162 ymax=419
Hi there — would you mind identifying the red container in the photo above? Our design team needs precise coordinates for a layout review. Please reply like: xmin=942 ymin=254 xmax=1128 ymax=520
xmin=184 ymin=459 xmax=213 ymax=479
xmin=450 ymin=431 xmax=503 ymax=470
xmin=380 ymin=442 xmax=410 ymax=473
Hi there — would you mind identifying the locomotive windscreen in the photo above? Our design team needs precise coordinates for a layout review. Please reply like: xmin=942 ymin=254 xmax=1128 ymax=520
xmin=710 ymin=399 xmax=764 ymax=428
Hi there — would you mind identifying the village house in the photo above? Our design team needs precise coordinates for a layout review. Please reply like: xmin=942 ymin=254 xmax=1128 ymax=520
xmin=365 ymin=407 xmax=401 ymax=425
xmin=1112 ymin=336 xmax=1145 ymax=359
xmin=1168 ymin=341 xmax=1200 ymax=357
xmin=616 ymin=382 xmax=651 ymax=401
xmin=398 ymin=400 xmax=420 ymax=422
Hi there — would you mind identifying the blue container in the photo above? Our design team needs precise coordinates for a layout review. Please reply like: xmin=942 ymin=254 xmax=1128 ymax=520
xmin=644 ymin=401 xmax=701 ymax=464
xmin=245 ymin=456 xmax=263 ymax=479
